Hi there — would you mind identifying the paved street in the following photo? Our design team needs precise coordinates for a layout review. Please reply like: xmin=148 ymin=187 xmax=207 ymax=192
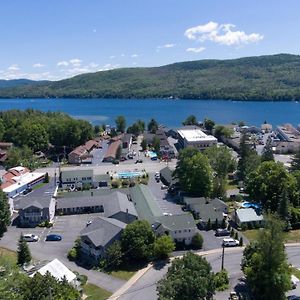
xmin=117 ymin=245 xmax=300 ymax=300
xmin=0 ymin=213 xmax=125 ymax=293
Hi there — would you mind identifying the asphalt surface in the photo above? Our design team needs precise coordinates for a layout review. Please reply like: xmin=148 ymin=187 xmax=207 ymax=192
xmin=118 ymin=245 xmax=300 ymax=300
xmin=0 ymin=213 xmax=125 ymax=293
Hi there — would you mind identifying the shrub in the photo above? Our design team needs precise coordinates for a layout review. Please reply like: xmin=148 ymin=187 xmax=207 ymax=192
xmin=234 ymin=232 xmax=239 ymax=240
xmin=191 ymin=233 xmax=203 ymax=249
xmin=111 ymin=180 xmax=120 ymax=188
xmin=129 ymin=181 xmax=135 ymax=187
xmin=239 ymin=237 xmax=243 ymax=246
xmin=140 ymin=179 xmax=148 ymax=185
xmin=241 ymin=223 xmax=247 ymax=231
xmin=214 ymin=269 xmax=229 ymax=291
xmin=67 ymin=248 xmax=77 ymax=261
xmin=122 ymin=180 xmax=129 ymax=187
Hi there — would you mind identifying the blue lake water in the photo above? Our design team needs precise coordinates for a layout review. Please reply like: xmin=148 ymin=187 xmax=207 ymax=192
xmin=0 ymin=98 xmax=299 ymax=128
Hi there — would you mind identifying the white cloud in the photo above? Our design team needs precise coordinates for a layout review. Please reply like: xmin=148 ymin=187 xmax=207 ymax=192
xmin=184 ymin=21 xmax=263 ymax=46
xmin=33 ymin=63 xmax=45 ymax=68
xmin=161 ymin=43 xmax=176 ymax=48
xmin=89 ymin=62 xmax=98 ymax=68
xmin=186 ymin=47 xmax=206 ymax=53
xmin=69 ymin=58 xmax=82 ymax=67
xmin=131 ymin=54 xmax=139 ymax=58
xmin=110 ymin=55 xmax=116 ymax=59
xmin=57 ymin=61 xmax=69 ymax=67
xmin=8 ymin=64 xmax=20 ymax=71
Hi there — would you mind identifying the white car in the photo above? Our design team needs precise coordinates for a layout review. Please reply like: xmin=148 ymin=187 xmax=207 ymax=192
xmin=222 ymin=238 xmax=239 ymax=247
xmin=23 ymin=234 xmax=39 ymax=242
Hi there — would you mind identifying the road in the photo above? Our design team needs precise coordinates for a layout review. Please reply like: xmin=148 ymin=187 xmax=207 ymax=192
xmin=117 ymin=245 xmax=300 ymax=300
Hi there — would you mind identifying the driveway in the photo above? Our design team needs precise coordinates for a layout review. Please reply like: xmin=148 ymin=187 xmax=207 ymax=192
xmin=91 ymin=141 xmax=109 ymax=165
xmin=0 ymin=213 xmax=125 ymax=293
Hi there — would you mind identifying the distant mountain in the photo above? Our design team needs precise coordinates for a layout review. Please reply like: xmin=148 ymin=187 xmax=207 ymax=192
xmin=1 ymin=54 xmax=300 ymax=100
xmin=0 ymin=79 xmax=49 ymax=89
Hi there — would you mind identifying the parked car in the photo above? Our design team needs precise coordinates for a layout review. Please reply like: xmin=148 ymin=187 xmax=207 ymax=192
xmin=127 ymin=154 xmax=134 ymax=159
xmin=163 ymin=212 xmax=172 ymax=216
xmin=23 ymin=234 xmax=38 ymax=242
xmin=135 ymin=159 xmax=143 ymax=164
xmin=223 ymin=238 xmax=239 ymax=247
xmin=215 ymin=229 xmax=231 ymax=237
xmin=151 ymin=156 xmax=158 ymax=161
xmin=45 ymin=234 xmax=62 ymax=241
xmin=113 ymin=159 xmax=119 ymax=164
xmin=229 ymin=291 xmax=239 ymax=300
xmin=22 ymin=187 xmax=32 ymax=195
xmin=86 ymin=220 xmax=92 ymax=226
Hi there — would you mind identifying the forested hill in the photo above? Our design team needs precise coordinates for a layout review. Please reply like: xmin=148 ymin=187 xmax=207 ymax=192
xmin=1 ymin=54 xmax=300 ymax=100
xmin=0 ymin=79 xmax=49 ymax=88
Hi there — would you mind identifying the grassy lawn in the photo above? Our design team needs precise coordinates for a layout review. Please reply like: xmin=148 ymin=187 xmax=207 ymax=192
xmin=291 ymin=267 xmax=300 ymax=279
xmin=106 ymin=261 xmax=146 ymax=281
xmin=226 ymin=180 xmax=239 ymax=191
xmin=0 ymin=247 xmax=17 ymax=264
xmin=243 ymin=229 xmax=300 ymax=243
xmin=83 ymin=283 xmax=112 ymax=300
xmin=32 ymin=181 xmax=48 ymax=190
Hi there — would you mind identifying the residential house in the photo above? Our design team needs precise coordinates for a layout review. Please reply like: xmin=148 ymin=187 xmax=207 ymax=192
xmin=122 ymin=133 xmax=132 ymax=149
xmin=154 ymin=214 xmax=197 ymax=245
xmin=30 ymin=259 xmax=78 ymax=288
xmin=16 ymin=195 xmax=56 ymax=227
xmin=183 ymin=197 xmax=228 ymax=228
xmin=159 ymin=166 xmax=178 ymax=187
xmin=232 ymin=208 xmax=264 ymax=228
xmin=80 ymin=217 xmax=126 ymax=263
xmin=0 ymin=166 xmax=45 ymax=198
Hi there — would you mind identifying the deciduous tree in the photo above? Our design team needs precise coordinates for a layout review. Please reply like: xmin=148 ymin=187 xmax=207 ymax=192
xmin=0 ymin=190 xmax=10 ymax=237
xmin=147 ymin=118 xmax=158 ymax=134
xmin=115 ymin=116 xmax=126 ymax=133
xmin=182 ymin=115 xmax=198 ymax=126
xmin=154 ymin=235 xmax=175 ymax=259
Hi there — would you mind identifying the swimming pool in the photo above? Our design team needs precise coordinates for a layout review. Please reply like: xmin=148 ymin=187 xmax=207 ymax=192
xmin=241 ymin=202 xmax=261 ymax=209
xmin=147 ymin=151 xmax=157 ymax=158
xmin=116 ymin=171 xmax=144 ymax=179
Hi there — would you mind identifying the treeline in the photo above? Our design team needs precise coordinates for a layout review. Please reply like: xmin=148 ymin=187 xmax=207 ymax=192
xmin=1 ymin=54 xmax=300 ymax=100
xmin=0 ymin=109 xmax=94 ymax=152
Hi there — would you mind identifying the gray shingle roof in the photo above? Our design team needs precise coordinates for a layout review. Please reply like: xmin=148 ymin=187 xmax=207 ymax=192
xmin=156 ymin=214 xmax=196 ymax=231
xmin=16 ymin=196 xmax=53 ymax=210
xmin=80 ymin=217 xmax=126 ymax=248
xmin=236 ymin=208 xmax=264 ymax=223
xmin=159 ymin=167 xmax=178 ymax=186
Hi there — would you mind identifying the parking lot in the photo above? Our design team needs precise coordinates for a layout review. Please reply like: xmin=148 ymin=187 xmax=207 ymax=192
xmin=0 ymin=213 xmax=103 ymax=262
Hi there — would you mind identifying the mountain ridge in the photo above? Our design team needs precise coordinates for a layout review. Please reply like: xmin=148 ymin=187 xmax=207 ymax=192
xmin=1 ymin=53 xmax=300 ymax=100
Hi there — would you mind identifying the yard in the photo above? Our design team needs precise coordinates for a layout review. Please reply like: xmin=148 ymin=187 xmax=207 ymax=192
xmin=83 ymin=283 xmax=112 ymax=300
xmin=0 ymin=246 xmax=17 ymax=264
xmin=243 ymin=229 xmax=300 ymax=243
xmin=106 ymin=261 xmax=146 ymax=280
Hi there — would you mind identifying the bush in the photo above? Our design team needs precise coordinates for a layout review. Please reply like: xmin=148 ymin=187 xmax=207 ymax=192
xmin=234 ymin=232 xmax=239 ymax=240
xmin=239 ymin=237 xmax=243 ymax=246
xmin=214 ymin=269 xmax=229 ymax=291
xmin=129 ymin=181 xmax=135 ymax=187
xmin=122 ymin=180 xmax=130 ymax=187
xmin=140 ymin=179 xmax=148 ymax=185
xmin=206 ymin=219 xmax=211 ymax=231
xmin=191 ymin=233 xmax=203 ymax=249
xmin=68 ymin=248 xmax=77 ymax=261
xmin=111 ymin=180 xmax=120 ymax=188
xmin=241 ymin=223 xmax=247 ymax=231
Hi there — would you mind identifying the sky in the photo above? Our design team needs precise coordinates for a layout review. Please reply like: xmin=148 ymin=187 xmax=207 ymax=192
xmin=0 ymin=0 xmax=299 ymax=81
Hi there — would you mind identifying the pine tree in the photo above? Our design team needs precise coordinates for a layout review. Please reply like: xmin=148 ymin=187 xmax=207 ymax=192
xmin=44 ymin=172 xmax=49 ymax=183
xmin=17 ymin=234 xmax=32 ymax=265
xmin=290 ymin=150 xmax=300 ymax=172
xmin=261 ymin=138 xmax=274 ymax=162
xmin=0 ymin=190 xmax=11 ymax=237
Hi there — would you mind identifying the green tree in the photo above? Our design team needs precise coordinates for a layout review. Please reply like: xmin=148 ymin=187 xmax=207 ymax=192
xmin=147 ymin=118 xmax=158 ymax=134
xmin=242 ymin=215 xmax=291 ymax=300
xmin=115 ymin=115 xmax=126 ymax=133
xmin=154 ymin=235 xmax=175 ymax=260
xmin=213 ymin=125 xmax=233 ymax=140
xmin=104 ymin=240 xmax=123 ymax=269
xmin=44 ymin=172 xmax=49 ymax=183
xmin=191 ymin=233 xmax=203 ymax=249
xmin=0 ymin=190 xmax=10 ymax=237
xmin=214 ymin=269 xmax=229 ymax=291
xmin=0 ymin=119 xmax=4 ymax=141
xmin=17 ymin=234 xmax=32 ymax=265
xmin=127 ymin=119 xmax=145 ymax=136
xmin=174 ymin=148 xmax=213 ymax=197
xmin=141 ymin=138 xmax=147 ymax=151
xmin=204 ymin=145 xmax=236 ymax=178
xmin=157 ymin=252 xmax=215 ymax=300
xmin=246 ymin=161 xmax=299 ymax=211
xmin=203 ymin=118 xmax=215 ymax=133
xmin=5 ymin=146 xmax=36 ymax=169
xmin=121 ymin=220 xmax=155 ymax=261
xmin=152 ymin=136 xmax=160 ymax=154
xmin=182 ymin=115 xmax=198 ymax=126
xmin=261 ymin=138 xmax=274 ymax=162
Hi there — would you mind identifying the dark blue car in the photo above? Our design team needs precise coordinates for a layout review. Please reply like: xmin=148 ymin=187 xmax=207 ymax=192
xmin=45 ymin=234 xmax=62 ymax=241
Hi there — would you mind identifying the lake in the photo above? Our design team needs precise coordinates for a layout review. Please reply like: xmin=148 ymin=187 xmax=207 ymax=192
xmin=0 ymin=98 xmax=299 ymax=128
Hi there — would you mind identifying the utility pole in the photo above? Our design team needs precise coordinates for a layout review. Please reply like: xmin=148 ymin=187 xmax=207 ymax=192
xmin=221 ymin=244 xmax=225 ymax=270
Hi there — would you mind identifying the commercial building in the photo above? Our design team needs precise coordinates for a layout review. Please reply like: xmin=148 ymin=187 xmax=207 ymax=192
xmin=0 ymin=166 xmax=45 ymax=198
xmin=177 ymin=127 xmax=217 ymax=150
xmin=60 ymin=169 xmax=94 ymax=190
xmin=273 ymin=124 xmax=300 ymax=154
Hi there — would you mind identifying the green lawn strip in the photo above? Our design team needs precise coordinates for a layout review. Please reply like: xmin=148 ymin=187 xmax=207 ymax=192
xmin=291 ymin=267 xmax=300 ymax=279
xmin=242 ymin=229 xmax=300 ymax=243
xmin=32 ymin=181 xmax=48 ymax=190
xmin=106 ymin=261 xmax=146 ymax=281
xmin=0 ymin=247 xmax=17 ymax=264
xmin=82 ymin=283 xmax=112 ymax=300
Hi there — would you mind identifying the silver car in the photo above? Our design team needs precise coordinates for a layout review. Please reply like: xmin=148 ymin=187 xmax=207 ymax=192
xmin=23 ymin=234 xmax=39 ymax=242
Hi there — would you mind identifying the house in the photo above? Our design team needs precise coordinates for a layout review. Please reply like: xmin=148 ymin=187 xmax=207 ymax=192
xmin=60 ymin=169 xmax=94 ymax=190
xmin=159 ymin=166 xmax=178 ymax=187
xmin=56 ymin=191 xmax=138 ymax=224
xmin=122 ymin=133 xmax=132 ymax=150
xmin=30 ymin=259 xmax=78 ymax=287
xmin=177 ymin=127 xmax=217 ymax=150
xmin=183 ymin=197 xmax=228 ymax=228
xmin=102 ymin=140 xmax=121 ymax=162
xmin=130 ymin=184 xmax=197 ymax=245
xmin=80 ymin=217 xmax=126 ymax=263
xmin=16 ymin=195 xmax=56 ymax=227
xmin=154 ymin=214 xmax=197 ymax=245
xmin=232 ymin=208 xmax=264 ymax=228
xmin=0 ymin=166 xmax=45 ymax=198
